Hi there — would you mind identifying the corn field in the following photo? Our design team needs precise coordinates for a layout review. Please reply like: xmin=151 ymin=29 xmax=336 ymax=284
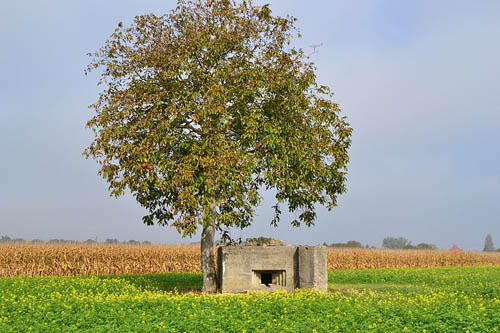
xmin=326 ymin=248 xmax=500 ymax=270
xmin=0 ymin=244 xmax=199 ymax=277
xmin=1 ymin=243 xmax=500 ymax=277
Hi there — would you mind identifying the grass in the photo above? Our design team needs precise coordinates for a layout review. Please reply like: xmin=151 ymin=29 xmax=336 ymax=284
xmin=98 ymin=272 xmax=203 ymax=293
xmin=2 ymin=266 xmax=500 ymax=332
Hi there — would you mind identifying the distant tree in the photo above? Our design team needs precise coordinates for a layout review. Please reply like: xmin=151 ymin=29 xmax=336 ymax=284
xmin=127 ymin=240 xmax=140 ymax=245
xmin=484 ymin=234 xmax=495 ymax=252
xmin=328 ymin=240 xmax=363 ymax=248
xmin=31 ymin=239 xmax=44 ymax=243
xmin=50 ymin=239 xmax=75 ymax=243
xmin=382 ymin=237 xmax=411 ymax=249
xmin=345 ymin=240 xmax=363 ymax=248
xmin=84 ymin=0 xmax=352 ymax=292
xmin=0 ymin=236 xmax=11 ymax=242
xmin=142 ymin=240 xmax=152 ymax=245
xmin=84 ymin=239 xmax=97 ymax=244
xmin=401 ymin=242 xmax=437 ymax=250
xmin=414 ymin=243 xmax=438 ymax=250
xmin=105 ymin=238 xmax=120 ymax=244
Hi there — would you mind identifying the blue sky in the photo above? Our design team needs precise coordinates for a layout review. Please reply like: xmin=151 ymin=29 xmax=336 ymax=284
xmin=1 ymin=1 xmax=499 ymax=250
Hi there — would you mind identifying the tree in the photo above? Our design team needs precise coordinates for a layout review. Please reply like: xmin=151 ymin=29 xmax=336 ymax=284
xmin=105 ymin=238 xmax=120 ymax=244
xmin=327 ymin=240 xmax=363 ymax=248
xmin=484 ymin=234 xmax=495 ymax=252
xmin=382 ymin=237 xmax=411 ymax=249
xmin=0 ymin=236 xmax=11 ymax=243
xmin=84 ymin=0 xmax=352 ymax=292
xmin=414 ymin=243 xmax=438 ymax=250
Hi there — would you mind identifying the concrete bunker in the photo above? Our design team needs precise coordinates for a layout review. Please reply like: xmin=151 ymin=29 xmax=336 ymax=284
xmin=217 ymin=237 xmax=327 ymax=293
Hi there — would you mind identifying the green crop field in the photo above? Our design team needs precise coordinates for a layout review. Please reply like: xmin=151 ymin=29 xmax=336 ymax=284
xmin=1 ymin=266 xmax=500 ymax=332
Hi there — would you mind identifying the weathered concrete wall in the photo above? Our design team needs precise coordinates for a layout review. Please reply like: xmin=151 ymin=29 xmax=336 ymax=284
xmin=217 ymin=244 xmax=327 ymax=293
xmin=218 ymin=246 xmax=297 ymax=293
xmin=297 ymin=246 xmax=328 ymax=291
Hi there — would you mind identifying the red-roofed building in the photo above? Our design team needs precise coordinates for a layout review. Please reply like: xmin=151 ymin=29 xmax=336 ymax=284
xmin=449 ymin=245 xmax=463 ymax=251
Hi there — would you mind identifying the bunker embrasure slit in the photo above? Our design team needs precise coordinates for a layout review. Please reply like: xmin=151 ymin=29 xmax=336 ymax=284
xmin=253 ymin=270 xmax=286 ymax=287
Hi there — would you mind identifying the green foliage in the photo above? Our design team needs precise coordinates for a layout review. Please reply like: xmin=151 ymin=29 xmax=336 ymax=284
xmin=402 ymin=243 xmax=438 ymax=250
xmin=99 ymin=272 xmax=203 ymax=292
xmin=84 ymin=0 xmax=352 ymax=237
xmin=2 ymin=267 xmax=500 ymax=331
xmin=0 ymin=236 xmax=25 ymax=243
xmin=484 ymin=234 xmax=495 ymax=252
xmin=327 ymin=240 xmax=364 ymax=248
xmin=48 ymin=239 xmax=74 ymax=244
xmin=0 ymin=236 xmax=11 ymax=242
xmin=382 ymin=236 xmax=411 ymax=249
xmin=413 ymin=243 xmax=438 ymax=250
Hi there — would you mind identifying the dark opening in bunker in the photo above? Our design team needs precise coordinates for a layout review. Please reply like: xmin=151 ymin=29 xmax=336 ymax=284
xmin=260 ymin=272 xmax=273 ymax=286
xmin=253 ymin=270 xmax=286 ymax=287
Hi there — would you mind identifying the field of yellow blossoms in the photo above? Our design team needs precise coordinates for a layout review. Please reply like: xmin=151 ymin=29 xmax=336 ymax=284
xmin=2 ymin=244 xmax=500 ymax=331
xmin=2 ymin=243 xmax=500 ymax=277
xmin=1 ymin=266 xmax=500 ymax=331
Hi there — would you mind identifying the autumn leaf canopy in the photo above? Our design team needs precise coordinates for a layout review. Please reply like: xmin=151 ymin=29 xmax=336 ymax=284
xmin=84 ymin=0 xmax=352 ymax=237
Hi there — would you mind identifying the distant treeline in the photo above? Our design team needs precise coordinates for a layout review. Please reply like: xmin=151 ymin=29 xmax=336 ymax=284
xmin=324 ymin=236 xmax=500 ymax=252
xmin=323 ymin=240 xmax=368 ymax=249
xmin=0 ymin=235 xmax=152 ymax=245
xmin=323 ymin=237 xmax=440 ymax=250
xmin=381 ymin=237 xmax=438 ymax=250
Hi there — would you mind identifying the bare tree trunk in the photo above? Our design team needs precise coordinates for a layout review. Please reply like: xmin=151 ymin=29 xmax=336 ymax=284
xmin=201 ymin=221 xmax=217 ymax=292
